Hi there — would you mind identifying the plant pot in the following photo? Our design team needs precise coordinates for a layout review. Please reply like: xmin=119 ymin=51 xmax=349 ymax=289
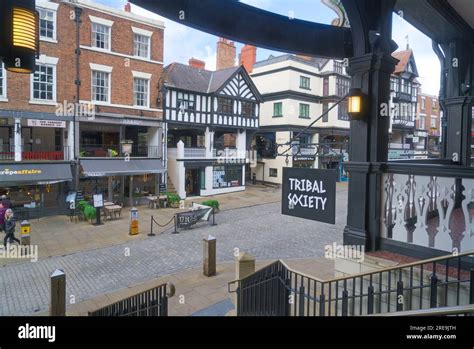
xmin=170 ymin=202 xmax=180 ymax=208
xmin=212 ymin=208 xmax=220 ymax=214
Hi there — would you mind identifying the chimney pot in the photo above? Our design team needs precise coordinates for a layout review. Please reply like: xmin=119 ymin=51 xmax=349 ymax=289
xmin=240 ymin=44 xmax=257 ymax=73
xmin=124 ymin=2 xmax=131 ymax=12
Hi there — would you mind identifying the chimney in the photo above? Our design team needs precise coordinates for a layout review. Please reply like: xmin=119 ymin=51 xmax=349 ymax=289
xmin=297 ymin=55 xmax=314 ymax=62
xmin=239 ymin=45 xmax=257 ymax=73
xmin=124 ymin=2 xmax=131 ymax=12
xmin=216 ymin=38 xmax=236 ymax=70
xmin=189 ymin=58 xmax=206 ymax=70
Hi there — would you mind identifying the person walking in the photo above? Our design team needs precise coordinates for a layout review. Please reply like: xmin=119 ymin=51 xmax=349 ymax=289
xmin=1 ymin=195 xmax=11 ymax=209
xmin=0 ymin=203 xmax=6 ymax=233
xmin=4 ymin=209 xmax=20 ymax=246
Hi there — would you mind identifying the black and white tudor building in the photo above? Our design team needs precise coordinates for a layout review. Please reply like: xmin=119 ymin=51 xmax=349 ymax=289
xmin=162 ymin=63 xmax=262 ymax=198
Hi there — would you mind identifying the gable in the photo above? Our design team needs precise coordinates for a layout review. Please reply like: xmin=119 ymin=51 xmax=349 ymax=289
xmin=219 ymin=72 xmax=258 ymax=101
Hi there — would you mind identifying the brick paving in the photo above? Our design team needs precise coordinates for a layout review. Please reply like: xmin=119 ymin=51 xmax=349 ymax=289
xmin=0 ymin=184 xmax=347 ymax=316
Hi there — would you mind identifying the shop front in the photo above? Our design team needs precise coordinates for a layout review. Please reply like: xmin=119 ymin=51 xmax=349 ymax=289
xmin=0 ymin=162 xmax=73 ymax=217
xmin=80 ymin=158 xmax=166 ymax=207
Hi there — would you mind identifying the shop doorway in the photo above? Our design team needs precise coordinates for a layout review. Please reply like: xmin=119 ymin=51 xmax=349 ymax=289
xmin=185 ymin=169 xmax=201 ymax=197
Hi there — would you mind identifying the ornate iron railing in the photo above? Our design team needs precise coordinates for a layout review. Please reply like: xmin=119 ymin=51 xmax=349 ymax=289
xmin=88 ymin=283 xmax=175 ymax=317
xmin=228 ymin=252 xmax=474 ymax=316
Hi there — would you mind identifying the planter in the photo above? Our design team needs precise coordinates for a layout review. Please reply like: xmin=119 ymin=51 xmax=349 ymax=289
xmin=170 ymin=202 xmax=180 ymax=208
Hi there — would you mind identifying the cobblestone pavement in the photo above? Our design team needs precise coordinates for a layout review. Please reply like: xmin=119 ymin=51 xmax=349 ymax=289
xmin=0 ymin=186 xmax=347 ymax=316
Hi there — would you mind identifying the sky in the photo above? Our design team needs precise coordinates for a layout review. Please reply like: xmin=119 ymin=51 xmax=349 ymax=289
xmin=94 ymin=0 xmax=441 ymax=95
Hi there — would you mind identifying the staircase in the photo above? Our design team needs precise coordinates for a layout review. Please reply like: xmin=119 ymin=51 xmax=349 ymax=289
xmin=228 ymin=251 xmax=474 ymax=316
xmin=166 ymin=174 xmax=177 ymax=194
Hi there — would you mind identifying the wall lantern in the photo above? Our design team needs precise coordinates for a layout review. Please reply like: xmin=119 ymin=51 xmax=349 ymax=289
xmin=0 ymin=0 xmax=39 ymax=74
xmin=348 ymin=88 xmax=365 ymax=121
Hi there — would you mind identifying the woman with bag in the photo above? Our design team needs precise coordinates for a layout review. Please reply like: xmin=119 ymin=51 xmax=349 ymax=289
xmin=4 ymin=209 xmax=20 ymax=246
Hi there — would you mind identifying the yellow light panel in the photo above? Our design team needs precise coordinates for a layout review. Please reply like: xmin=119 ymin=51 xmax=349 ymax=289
xmin=12 ymin=7 xmax=37 ymax=51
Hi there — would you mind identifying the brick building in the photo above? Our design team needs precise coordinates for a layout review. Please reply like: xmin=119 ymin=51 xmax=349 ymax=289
xmin=0 ymin=0 xmax=166 ymax=214
xmin=415 ymin=92 xmax=442 ymax=157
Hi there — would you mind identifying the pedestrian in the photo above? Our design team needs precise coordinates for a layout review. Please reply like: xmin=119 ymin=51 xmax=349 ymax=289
xmin=1 ymin=195 xmax=11 ymax=209
xmin=0 ymin=203 xmax=6 ymax=233
xmin=4 ymin=209 xmax=20 ymax=246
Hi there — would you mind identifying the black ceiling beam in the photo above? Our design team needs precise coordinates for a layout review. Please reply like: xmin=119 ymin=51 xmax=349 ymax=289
xmin=130 ymin=0 xmax=353 ymax=59
xmin=395 ymin=0 xmax=474 ymax=44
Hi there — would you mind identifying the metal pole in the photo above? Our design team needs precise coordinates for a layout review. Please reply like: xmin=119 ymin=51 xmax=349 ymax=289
xmin=212 ymin=208 xmax=217 ymax=226
xmin=172 ymin=215 xmax=178 ymax=234
xmin=148 ymin=216 xmax=155 ymax=237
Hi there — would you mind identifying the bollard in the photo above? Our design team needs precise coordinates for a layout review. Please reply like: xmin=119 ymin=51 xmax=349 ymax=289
xmin=50 ymin=269 xmax=66 ymax=316
xmin=235 ymin=252 xmax=255 ymax=280
xmin=129 ymin=207 xmax=139 ymax=235
xmin=20 ymin=220 xmax=31 ymax=257
xmin=203 ymin=235 xmax=216 ymax=277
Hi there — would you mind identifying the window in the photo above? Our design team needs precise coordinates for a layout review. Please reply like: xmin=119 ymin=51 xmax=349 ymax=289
xmin=273 ymin=102 xmax=282 ymax=117
xmin=32 ymin=64 xmax=55 ymax=101
xmin=213 ymin=166 xmax=242 ymax=188
xmin=218 ymin=97 xmax=233 ymax=114
xmin=338 ymin=102 xmax=349 ymax=121
xmin=0 ymin=64 xmax=5 ymax=99
xmin=299 ymin=103 xmax=310 ymax=119
xmin=334 ymin=61 xmax=343 ymax=74
xmin=418 ymin=115 xmax=425 ymax=129
xmin=323 ymin=77 xmax=329 ymax=96
xmin=433 ymin=99 xmax=438 ymax=110
xmin=300 ymin=76 xmax=310 ymax=90
xmin=242 ymin=101 xmax=255 ymax=117
xmin=336 ymin=77 xmax=350 ymax=97
xmin=421 ymin=97 xmax=426 ymax=110
xmin=92 ymin=23 xmax=111 ymax=50
xmin=390 ymin=77 xmax=399 ymax=92
xmin=39 ymin=8 xmax=56 ymax=40
xmin=431 ymin=116 xmax=437 ymax=128
xmin=269 ymin=168 xmax=278 ymax=178
xmin=322 ymin=103 xmax=329 ymax=122
xmin=92 ymin=71 xmax=110 ymax=102
xmin=134 ymin=34 xmax=150 ymax=59
xmin=214 ymin=132 xmax=236 ymax=149
xmin=177 ymin=92 xmax=195 ymax=111
xmin=133 ymin=78 xmax=149 ymax=107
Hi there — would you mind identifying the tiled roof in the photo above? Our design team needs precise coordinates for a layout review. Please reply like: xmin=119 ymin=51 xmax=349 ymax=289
xmin=162 ymin=63 xmax=239 ymax=93
xmin=392 ymin=49 xmax=413 ymax=74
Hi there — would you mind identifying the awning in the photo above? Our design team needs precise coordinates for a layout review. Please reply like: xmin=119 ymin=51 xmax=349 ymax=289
xmin=81 ymin=159 xmax=166 ymax=177
xmin=0 ymin=163 xmax=72 ymax=185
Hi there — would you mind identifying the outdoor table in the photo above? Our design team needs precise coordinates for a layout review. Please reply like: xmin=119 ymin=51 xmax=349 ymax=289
xmin=158 ymin=195 xmax=168 ymax=208
xmin=104 ymin=205 xmax=122 ymax=220
xmin=146 ymin=196 xmax=158 ymax=209
xmin=104 ymin=201 xmax=115 ymax=207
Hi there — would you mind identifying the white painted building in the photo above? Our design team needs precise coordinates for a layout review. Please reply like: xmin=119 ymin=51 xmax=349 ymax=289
xmin=162 ymin=63 xmax=262 ymax=198
xmin=250 ymin=54 xmax=351 ymax=184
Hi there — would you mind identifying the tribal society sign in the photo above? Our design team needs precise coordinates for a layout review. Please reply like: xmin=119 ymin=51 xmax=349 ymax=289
xmin=282 ymin=167 xmax=336 ymax=224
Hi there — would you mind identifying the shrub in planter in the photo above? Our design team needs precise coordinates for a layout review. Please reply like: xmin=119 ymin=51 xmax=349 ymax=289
xmin=201 ymin=200 xmax=219 ymax=212
xmin=84 ymin=204 xmax=96 ymax=221
xmin=78 ymin=200 xmax=88 ymax=212
xmin=166 ymin=193 xmax=181 ymax=208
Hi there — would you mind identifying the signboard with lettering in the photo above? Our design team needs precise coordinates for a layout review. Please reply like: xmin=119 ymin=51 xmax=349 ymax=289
xmin=27 ymin=119 xmax=66 ymax=128
xmin=282 ymin=167 xmax=336 ymax=224
xmin=159 ymin=183 xmax=167 ymax=194
xmin=93 ymin=194 xmax=104 ymax=208
xmin=176 ymin=207 xmax=213 ymax=229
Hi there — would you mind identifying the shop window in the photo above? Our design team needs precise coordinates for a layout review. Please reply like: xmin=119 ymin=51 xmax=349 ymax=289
xmin=213 ymin=166 xmax=242 ymax=188
xmin=269 ymin=168 xmax=278 ymax=177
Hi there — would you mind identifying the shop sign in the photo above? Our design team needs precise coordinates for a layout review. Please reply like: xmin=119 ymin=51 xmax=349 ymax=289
xmin=282 ymin=168 xmax=336 ymax=224
xmin=293 ymin=155 xmax=316 ymax=161
xmin=93 ymin=194 xmax=104 ymax=208
xmin=27 ymin=119 xmax=66 ymax=128
xmin=176 ymin=207 xmax=213 ymax=229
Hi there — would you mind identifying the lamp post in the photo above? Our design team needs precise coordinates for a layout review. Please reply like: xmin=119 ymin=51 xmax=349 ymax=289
xmin=0 ymin=0 xmax=39 ymax=74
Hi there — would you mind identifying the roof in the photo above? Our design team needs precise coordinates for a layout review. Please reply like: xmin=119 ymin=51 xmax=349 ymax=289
xmin=162 ymin=63 xmax=240 ymax=94
xmin=253 ymin=54 xmax=330 ymax=70
xmin=392 ymin=49 xmax=414 ymax=74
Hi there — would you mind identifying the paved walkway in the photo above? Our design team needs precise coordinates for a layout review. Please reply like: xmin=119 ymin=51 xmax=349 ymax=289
xmin=0 ymin=184 xmax=282 ymax=267
xmin=0 ymin=184 xmax=348 ymax=316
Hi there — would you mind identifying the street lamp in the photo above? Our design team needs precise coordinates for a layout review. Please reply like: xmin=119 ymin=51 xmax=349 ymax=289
xmin=348 ymin=88 xmax=366 ymax=121
xmin=0 ymin=0 xmax=39 ymax=74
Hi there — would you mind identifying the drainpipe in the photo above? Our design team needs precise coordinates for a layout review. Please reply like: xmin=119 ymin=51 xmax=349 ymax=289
xmin=73 ymin=6 xmax=82 ymax=190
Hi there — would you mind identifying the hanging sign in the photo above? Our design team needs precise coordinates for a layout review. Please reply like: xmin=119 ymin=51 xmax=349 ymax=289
xmin=27 ymin=119 xmax=66 ymax=128
xmin=282 ymin=167 xmax=336 ymax=224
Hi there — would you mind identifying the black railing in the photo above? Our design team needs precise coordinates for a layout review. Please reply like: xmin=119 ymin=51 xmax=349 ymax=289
xmin=80 ymin=145 xmax=160 ymax=158
xmin=229 ymin=252 xmax=474 ymax=316
xmin=88 ymin=283 xmax=175 ymax=316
